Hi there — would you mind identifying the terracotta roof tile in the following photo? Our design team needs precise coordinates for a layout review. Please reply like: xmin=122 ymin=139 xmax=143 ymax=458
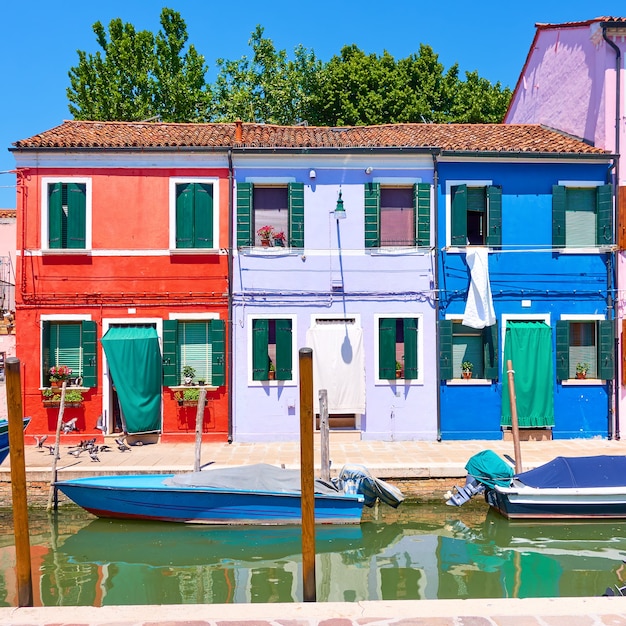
xmin=12 ymin=120 xmax=608 ymax=155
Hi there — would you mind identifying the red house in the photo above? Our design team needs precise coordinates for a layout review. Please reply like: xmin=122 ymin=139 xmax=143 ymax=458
xmin=11 ymin=121 xmax=232 ymax=443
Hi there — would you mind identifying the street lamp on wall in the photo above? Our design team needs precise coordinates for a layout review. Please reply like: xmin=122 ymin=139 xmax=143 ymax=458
xmin=334 ymin=191 xmax=346 ymax=220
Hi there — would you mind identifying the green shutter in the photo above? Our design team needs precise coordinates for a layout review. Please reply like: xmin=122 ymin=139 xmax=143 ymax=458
xmin=210 ymin=319 xmax=225 ymax=386
xmin=439 ymin=319 xmax=453 ymax=380
xmin=66 ymin=183 xmax=86 ymax=249
xmin=552 ymin=185 xmax=566 ymax=247
xmin=483 ymin=322 xmax=499 ymax=380
xmin=288 ymin=183 xmax=304 ymax=248
xmin=598 ymin=319 xmax=615 ymax=380
xmin=451 ymin=185 xmax=467 ymax=246
xmin=596 ymin=184 xmax=613 ymax=246
xmin=252 ymin=318 xmax=269 ymax=381
xmin=236 ymin=182 xmax=253 ymax=247
xmin=42 ymin=320 xmax=51 ymax=384
xmin=378 ymin=318 xmax=396 ymax=379
xmin=162 ymin=320 xmax=179 ymax=386
xmin=486 ymin=186 xmax=502 ymax=247
xmin=275 ymin=319 xmax=292 ymax=380
xmin=415 ymin=183 xmax=431 ymax=247
xmin=403 ymin=317 xmax=418 ymax=379
xmin=364 ymin=182 xmax=380 ymax=248
xmin=81 ymin=320 xmax=97 ymax=387
xmin=175 ymin=183 xmax=194 ymax=248
xmin=194 ymin=183 xmax=214 ymax=248
xmin=555 ymin=320 xmax=570 ymax=380
xmin=48 ymin=183 xmax=63 ymax=249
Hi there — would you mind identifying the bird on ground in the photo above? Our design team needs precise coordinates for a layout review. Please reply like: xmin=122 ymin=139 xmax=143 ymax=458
xmin=88 ymin=446 xmax=100 ymax=462
xmin=61 ymin=418 xmax=78 ymax=434
xmin=44 ymin=445 xmax=56 ymax=456
xmin=116 ymin=438 xmax=131 ymax=452
xmin=68 ymin=448 xmax=85 ymax=458
xmin=34 ymin=435 xmax=48 ymax=449
xmin=99 ymin=445 xmax=111 ymax=452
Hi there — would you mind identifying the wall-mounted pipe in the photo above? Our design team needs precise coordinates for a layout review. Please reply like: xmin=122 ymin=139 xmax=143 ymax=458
xmin=227 ymin=148 xmax=234 ymax=444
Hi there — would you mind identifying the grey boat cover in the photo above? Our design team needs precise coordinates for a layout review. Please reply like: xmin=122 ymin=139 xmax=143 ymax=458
xmin=166 ymin=463 xmax=340 ymax=495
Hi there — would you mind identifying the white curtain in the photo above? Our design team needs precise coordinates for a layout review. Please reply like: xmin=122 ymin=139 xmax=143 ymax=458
xmin=462 ymin=247 xmax=496 ymax=329
xmin=306 ymin=322 xmax=365 ymax=413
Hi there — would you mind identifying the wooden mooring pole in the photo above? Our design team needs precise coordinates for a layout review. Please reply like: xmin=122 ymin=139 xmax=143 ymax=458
xmin=319 ymin=389 xmax=330 ymax=482
xmin=194 ymin=387 xmax=207 ymax=472
xmin=506 ymin=359 xmax=523 ymax=474
xmin=6 ymin=357 xmax=33 ymax=607
xmin=299 ymin=347 xmax=316 ymax=602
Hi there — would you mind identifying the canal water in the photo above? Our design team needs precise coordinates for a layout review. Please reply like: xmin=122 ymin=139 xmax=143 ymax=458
xmin=1 ymin=501 xmax=625 ymax=606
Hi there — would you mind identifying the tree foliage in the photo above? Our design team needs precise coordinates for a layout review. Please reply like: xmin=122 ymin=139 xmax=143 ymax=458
xmin=67 ymin=13 xmax=511 ymax=125
xmin=67 ymin=8 xmax=210 ymax=122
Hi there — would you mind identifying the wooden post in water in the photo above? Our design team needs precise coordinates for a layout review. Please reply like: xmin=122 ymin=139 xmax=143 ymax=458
xmin=47 ymin=381 xmax=67 ymax=512
xmin=299 ymin=347 xmax=316 ymax=602
xmin=6 ymin=357 xmax=33 ymax=607
xmin=506 ymin=359 xmax=522 ymax=474
xmin=319 ymin=389 xmax=330 ymax=482
xmin=194 ymin=387 xmax=207 ymax=472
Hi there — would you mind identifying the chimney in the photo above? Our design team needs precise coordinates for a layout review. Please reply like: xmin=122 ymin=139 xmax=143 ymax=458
xmin=235 ymin=119 xmax=243 ymax=143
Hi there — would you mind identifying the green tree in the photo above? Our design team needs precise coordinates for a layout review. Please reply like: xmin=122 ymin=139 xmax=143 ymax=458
xmin=67 ymin=8 xmax=210 ymax=122
xmin=212 ymin=25 xmax=321 ymax=124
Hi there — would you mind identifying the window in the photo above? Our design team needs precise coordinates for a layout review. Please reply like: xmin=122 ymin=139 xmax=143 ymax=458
xmin=552 ymin=184 xmax=612 ymax=248
xmin=450 ymin=184 xmax=502 ymax=247
xmin=251 ymin=318 xmax=293 ymax=381
xmin=236 ymin=183 xmax=304 ymax=248
xmin=42 ymin=320 xmax=97 ymax=386
xmin=174 ymin=182 xmax=215 ymax=249
xmin=556 ymin=319 xmax=613 ymax=380
xmin=439 ymin=320 xmax=498 ymax=380
xmin=162 ymin=319 xmax=225 ymax=387
xmin=377 ymin=316 xmax=420 ymax=380
xmin=365 ymin=182 xmax=430 ymax=248
xmin=46 ymin=181 xmax=88 ymax=249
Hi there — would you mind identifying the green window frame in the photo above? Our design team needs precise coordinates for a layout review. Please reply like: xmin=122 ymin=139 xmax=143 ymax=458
xmin=42 ymin=320 xmax=97 ymax=387
xmin=556 ymin=319 xmax=614 ymax=380
xmin=175 ymin=182 xmax=214 ymax=249
xmin=552 ymin=184 xmax=612 ymax=248
xmin=236 ymin=182 xmax=304 ymax=248
xmin=48 ymin=182 xmax=87 ymax=249
xmin=450 ymin=184 xmax=502 ymax=247
xmin=252 ymin=318 xmax=293 ymax=381
xmin=439 ymin=319 xmax=498 ymax=380
xmin=378 ymin=317 xmax=419 ymax=380
xmin=162 ymin=319 xmax=225 ymax=387
xmin=365 ymin=182 xmax=431 ymax=248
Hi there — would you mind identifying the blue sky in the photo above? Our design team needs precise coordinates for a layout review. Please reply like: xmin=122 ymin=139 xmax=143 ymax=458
xmin=1 ymin=0 xmax=624 ymax=207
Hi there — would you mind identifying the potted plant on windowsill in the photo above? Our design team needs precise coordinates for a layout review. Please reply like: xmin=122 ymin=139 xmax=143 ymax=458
xmin=257 ymin=225 xmax=274 ymax=247
xmin=395 ymin=361 xmax=403 ymax=379
xmin=273 ymin=231 xmax=286 ymax=247
xmin=268 ymin=361 xmax=276 ymax=380
xmin=49 ymin=365 xmax=72 ymax=387
xmin=576 ymin=362 xmax=590 ymax=379
xmin=182 ymin=365 xmax=196 ymax=385
xmin=461 ymin=361 xmax=473 ymax=380
xmin=42 ymin=387 xmax=84 ymax=407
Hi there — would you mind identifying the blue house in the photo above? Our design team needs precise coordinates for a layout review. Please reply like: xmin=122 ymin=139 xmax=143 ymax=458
xmin=437 ymin=137 xmax=616 ymax=440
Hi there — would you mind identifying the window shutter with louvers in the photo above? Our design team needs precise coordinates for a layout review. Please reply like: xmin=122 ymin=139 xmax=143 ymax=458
xmin=288 ymin=183 xmax=304 ymax=248
xmin=236 ymin=182 xmax=253 ymax=247
xmin=81 ymin=320 xmax=97 ymax=387
xmin=378 ymin=318 xmax=396 ymax=380
xmin=364 ymin=182 xmax=380 ymax=248
xmin=210 ymin=319 xmax=225 ymax=386
xmin=162 ymin=320 xmax=179 ymax=386
xmin=555 ymin=320 xmax=570 ymax=380
xmin=415 ymin=183 xmax=431 ymax=247
xmin=451 ymin=185 xmax=467 ymax=246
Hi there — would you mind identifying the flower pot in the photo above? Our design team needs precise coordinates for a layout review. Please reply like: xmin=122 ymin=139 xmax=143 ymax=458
xmin=268 ymin=371 xmax=275 ymax=380
xmin=184 ymin=376 xmax=193 ymax=385
xmin=50 ymin=380 xmax=62 ymax=388
xmin=462 ymin=371 xmax=472 ymax=379
xmin=576 ymin=372 xmax=587 ymax=379
xmin=261 ymin=240 xmax=270 ymax=247
xmin=274 ymin=238 xmax=284 ymax=247
xmin=396 ymin=370 xmax=402 ymax=379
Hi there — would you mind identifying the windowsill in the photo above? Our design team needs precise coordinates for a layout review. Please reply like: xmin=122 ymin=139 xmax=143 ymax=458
xmin=169 ymin=248 xmax=225 ymax=255
xmin=561 ymin=379 xmax=606 ymax=386
xmin=241 ymin=247 xmax=300 ymax=256
xmin=170 ymin=385 xmax=218 ymax=391
xmin=249 ymin=379 xmax=295 ymax=386
xmin=41 ymin=249 xmax=91 ymax=256
xmin=376 ymin=378 xmax=423 ymax=385
xmin=445 ymin=246 xmax=493 ymax=254
xmin=40 ymin=386 xmax=89 ymax=391
xmin=369 ymin=247 xmax=429 ymax=256
xmin=446 ymin=378 xmax=493 ymax=386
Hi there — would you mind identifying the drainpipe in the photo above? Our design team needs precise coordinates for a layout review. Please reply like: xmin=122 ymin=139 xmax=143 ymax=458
xmin=227 ymin=148 xmax=234 ymax=443
xmin=432 ymin=151 xmax=442 ymax=441
xmin=603 ymin=24 xmax=621 ymax=440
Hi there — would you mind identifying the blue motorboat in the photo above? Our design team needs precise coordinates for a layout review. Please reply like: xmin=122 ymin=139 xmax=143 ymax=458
xmin=0 ymin=417 xmax=31 ymax=464
xmin=55 ymin=462 xmax=402 ymax=525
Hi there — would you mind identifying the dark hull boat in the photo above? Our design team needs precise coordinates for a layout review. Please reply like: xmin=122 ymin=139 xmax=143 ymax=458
xmin=0 ymin=417 xmax=31 ymax=464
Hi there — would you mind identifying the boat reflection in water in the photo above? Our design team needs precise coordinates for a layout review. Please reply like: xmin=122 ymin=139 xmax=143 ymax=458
xmin=5 ymin=503 xmax=626 ymax=606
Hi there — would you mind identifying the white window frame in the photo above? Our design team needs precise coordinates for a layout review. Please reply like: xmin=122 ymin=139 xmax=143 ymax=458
xmin=373 ymin=313 xmax=424 ymax=385
xmin=445 ymin=179 xmax=492 ymax=250
xmin=41 ymin=177 xmax=93 ymax=252
xmin=169 ymin=177 xmax=220 ymax=251
xmin=560 ymin=313 xmax=606 ymax=385
xmin=247 ymin=313 xmax=297 ymax=386
xmin=557 ymin=180 xmax=606 ymax=253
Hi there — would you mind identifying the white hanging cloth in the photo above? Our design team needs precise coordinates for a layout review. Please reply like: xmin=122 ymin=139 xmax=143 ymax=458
xmin=462 ymin=247 xmax=496 ymax=329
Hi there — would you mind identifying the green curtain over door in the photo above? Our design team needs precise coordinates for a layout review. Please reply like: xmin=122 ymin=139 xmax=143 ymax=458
xmin=101 ymin=326 xmax=162 ymax=434
xmin=501 ymin=321 xmax=554 ymax=428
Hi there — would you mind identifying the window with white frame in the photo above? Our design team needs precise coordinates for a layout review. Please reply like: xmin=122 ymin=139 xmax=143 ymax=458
xmin=449 ymin=183 xmax=502 ymax=247
xmin=250 ymin=317 xmax=294 ymax=381
xmin=42 ymin=179 xmax=91 ymax=250
xmin=439 ymin=319 xmax=498 ymax=380
xmin=376 ymin=315 xmax=421 ymax=380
